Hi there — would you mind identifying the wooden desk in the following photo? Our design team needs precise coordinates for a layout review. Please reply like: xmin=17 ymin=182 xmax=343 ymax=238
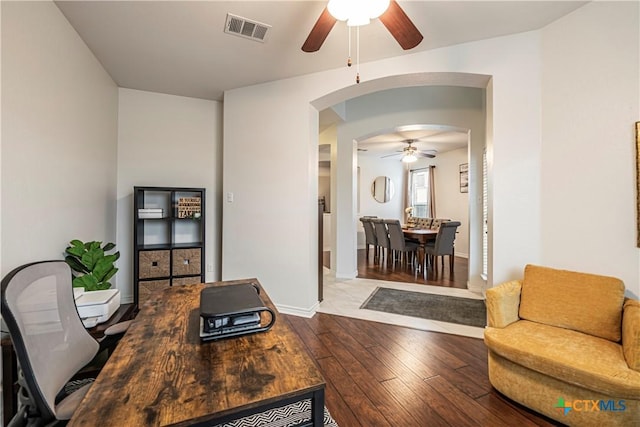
xmin=402 ymin=228 xmax=438 ymax=272
xmin=68 ymin=279 xmax=326 ymax=427
xmin=1 ymin=303 xmax=136 ymax=427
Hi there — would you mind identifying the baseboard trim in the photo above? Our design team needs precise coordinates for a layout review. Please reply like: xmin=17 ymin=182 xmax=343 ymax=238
xmin=335 ymin=270 xmax=358 ymax=280
xmin=276 ymin=301 xmax=319 ymax=318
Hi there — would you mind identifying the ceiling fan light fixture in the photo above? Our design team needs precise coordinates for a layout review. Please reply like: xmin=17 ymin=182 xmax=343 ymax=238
xmin=347 ymin=15 xmax=370 ymax=27
xmin=327 ymin=0 xmax=390 ymax=24
xmin=324 ymin=0 xmax=392 ymax=84
xmin=402 ymin=153 xmax=418 ymax=163
xmin=369 ymin=0 xmax=391 ymax=19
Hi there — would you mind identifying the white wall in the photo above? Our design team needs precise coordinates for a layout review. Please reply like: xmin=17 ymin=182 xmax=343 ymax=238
xmin=356 ymin=155 xmax=405 ymax=251
xmin=223 ymin=30 xmax=543 ymax=313
xmin=433 ymin=148 xmax=470 ymax=258
xmin=358 ymin=157 xmax=405 ymax=219
xmin=1 ymin=1 xmax=118 ymax=277
xmin=541 ymin=2 xmax=640 ymax=298
xmin=116 ymin=89 xmax=222 ymax=303
xmin=0 ymin=0 xmax=3 ymax=415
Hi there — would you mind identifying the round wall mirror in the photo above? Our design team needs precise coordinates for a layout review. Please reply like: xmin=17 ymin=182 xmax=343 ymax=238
xmin=371 ymin=176 xmax=394 ymax=203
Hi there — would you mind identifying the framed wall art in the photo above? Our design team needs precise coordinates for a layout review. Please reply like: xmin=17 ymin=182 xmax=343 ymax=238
xmin=460 ymin=163 xmax=469 ymax=193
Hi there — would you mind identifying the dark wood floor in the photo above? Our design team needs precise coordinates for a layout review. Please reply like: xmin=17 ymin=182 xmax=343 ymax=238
xmin=324 ymin=249 xmax=469 ymax=289
xmin=316 ymin=249 xmax=560 ymax=425
xmin=286 ymin=312 xmax=562 ymax=427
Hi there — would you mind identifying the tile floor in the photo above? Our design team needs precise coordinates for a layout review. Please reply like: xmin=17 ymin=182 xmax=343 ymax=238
xmin=317 ymin=268 xmax=485 ymax=339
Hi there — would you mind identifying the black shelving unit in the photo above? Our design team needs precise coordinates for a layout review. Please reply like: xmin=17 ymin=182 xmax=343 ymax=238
xmin=133 ymin=186 xmax=205 ymax=309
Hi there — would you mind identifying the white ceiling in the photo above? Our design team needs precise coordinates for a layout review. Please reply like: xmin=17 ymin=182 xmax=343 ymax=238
xmin=357 ymin=124 xmax=469 ymax=159
xmin=54 ymin=1 xmax=587 ymax=102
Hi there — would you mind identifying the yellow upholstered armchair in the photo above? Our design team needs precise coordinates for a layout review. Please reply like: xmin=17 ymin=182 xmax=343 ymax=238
xmin=484 ymin=265 xmax=640 ymax=426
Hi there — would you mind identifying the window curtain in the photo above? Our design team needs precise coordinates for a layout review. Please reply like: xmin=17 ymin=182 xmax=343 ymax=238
xmin=428 ymin=166 xmax=436 ymax=218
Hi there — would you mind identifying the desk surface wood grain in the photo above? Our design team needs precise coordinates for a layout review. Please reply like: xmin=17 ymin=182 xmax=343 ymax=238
xmin=68 ymin=279 xmax=325 ymax=427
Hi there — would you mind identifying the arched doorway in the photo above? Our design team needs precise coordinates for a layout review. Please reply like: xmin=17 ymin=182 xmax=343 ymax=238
xmin=313 ymin=76 xmax=490 ymax=293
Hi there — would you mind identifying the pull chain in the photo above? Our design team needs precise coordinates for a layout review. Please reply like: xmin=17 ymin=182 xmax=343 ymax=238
xmin=347 ymin=26 xmax=352 ymax=67
xmin=356 ymin=26 xmax=360 ymax=83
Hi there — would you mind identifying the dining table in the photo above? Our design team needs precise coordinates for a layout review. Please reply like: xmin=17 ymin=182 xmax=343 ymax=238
xmin=402 ymin=227 xmax=438 ymax=272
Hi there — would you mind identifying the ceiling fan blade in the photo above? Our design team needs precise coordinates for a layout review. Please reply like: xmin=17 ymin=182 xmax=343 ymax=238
xmin=302 ymin=7 xmax=337 ymax=52
xmin=381 ymin=152 xmax=402 ymax=158
xmin=416 ymin=152 xmax=436 ymax=158
xmin=379 ymin=0 xmax=424 ymax=50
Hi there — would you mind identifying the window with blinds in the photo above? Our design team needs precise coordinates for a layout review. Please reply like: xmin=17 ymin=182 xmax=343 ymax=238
xmin=410 ymin=169 xmax=430 ymax=217
xmin=482 ymin=149 xmax=488 ymax=279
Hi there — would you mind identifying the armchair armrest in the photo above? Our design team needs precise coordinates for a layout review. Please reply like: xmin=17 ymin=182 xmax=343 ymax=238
xmin=622 ymin=298 xmax=640 ymax=372
xmin=485 ymin=280 xmax=522 ymax=328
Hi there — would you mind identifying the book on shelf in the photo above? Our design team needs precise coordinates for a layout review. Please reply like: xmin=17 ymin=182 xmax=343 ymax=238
xmin=138 ymin=208 xmax=163 ymax=219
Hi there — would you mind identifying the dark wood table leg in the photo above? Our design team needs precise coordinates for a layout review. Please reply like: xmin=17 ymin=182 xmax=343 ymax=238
xmin=418 ymin=235 xmax=430 ymax=275
xmin=311 ymin=388 xmax=325 ymax=426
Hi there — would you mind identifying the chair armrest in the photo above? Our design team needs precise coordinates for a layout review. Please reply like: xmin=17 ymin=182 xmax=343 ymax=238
xmin=622 ymin=298 xmax=640 ymax=372
xmin=485 ymin=280 xmax=522 ymax=328
xmin=97 ymin=320 xmax=133 ymax=354
xmin=104 ymin=319 xmax=132 ymax=336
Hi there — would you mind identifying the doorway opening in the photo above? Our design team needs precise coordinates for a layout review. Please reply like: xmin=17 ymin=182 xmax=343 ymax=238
xmin=313 ymin=78 xmax=489 ymax=293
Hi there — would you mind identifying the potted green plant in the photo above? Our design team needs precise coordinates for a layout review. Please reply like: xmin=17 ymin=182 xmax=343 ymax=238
xmin=64 ymin=240 xmax=120 ymax=291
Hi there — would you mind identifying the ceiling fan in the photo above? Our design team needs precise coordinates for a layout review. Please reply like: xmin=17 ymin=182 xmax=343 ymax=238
xmin=382 ymin=139 xmax=436 ymax=163
xmin=301 ymin=0 xmax=423 ymax=53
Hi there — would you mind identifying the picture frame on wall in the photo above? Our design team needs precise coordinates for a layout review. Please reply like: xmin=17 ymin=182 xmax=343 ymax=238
xmin=460 ymin=163 xmax=469 ymax=193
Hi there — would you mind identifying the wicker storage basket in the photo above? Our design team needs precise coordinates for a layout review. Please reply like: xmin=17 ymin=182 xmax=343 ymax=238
xmin=138 ymin=279 xmax=170 ymax=305
xmin=172 ymin=248 xmax=201 ymax=276
xmin=172 ymin=276 xmax=202 ymax=287
xmin=139 ymin=250 xmax=170 ymax=279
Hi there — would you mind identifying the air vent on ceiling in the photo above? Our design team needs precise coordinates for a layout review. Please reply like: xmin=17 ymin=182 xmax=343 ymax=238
xmin=224 ymin=13 xmax=271 ymax=43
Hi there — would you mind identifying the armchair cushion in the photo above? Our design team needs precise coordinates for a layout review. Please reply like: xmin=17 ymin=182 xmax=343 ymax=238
xmin=55 ymin=382 xmax=93 ymax=420
xmin=484 ymin=320 xmax=640 ymax=399
xmin=623 ymin=298 xmax=640 ymax=372
xmin=519 ymin=265 xmax=625 ymax=342
xmin=485 ymin=280 xmax=522 ymax=328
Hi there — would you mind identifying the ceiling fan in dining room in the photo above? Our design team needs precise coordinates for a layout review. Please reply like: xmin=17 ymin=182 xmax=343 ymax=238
xmin=382 ymin=139 xmax=437 ymax=163
xmin=301 ymin=0 xmax=423 ymax=53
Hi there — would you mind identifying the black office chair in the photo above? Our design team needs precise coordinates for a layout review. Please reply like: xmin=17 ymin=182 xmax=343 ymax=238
xmin=1 ymin=260 xmax=130 ymax=426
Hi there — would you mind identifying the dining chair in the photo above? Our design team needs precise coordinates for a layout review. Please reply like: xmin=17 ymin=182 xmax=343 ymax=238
xmin=359 ymin=217 xmax=378 ymax=261
xmin=424 ymin=221 xmax=461 ymax=274
xmin=371 ymin=218 xmax=390 ymax=264
xmin=1 ymin=260 xmax=130 ymax=426
xmin=430 ymin=218 xmax=450 ymax=230
xmin=384 ymin=219 xmax=419 ymax=269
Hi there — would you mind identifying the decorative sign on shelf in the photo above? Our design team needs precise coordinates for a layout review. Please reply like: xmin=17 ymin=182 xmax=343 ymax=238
xmin=178 ymin=197 xmax=202 ymax=219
